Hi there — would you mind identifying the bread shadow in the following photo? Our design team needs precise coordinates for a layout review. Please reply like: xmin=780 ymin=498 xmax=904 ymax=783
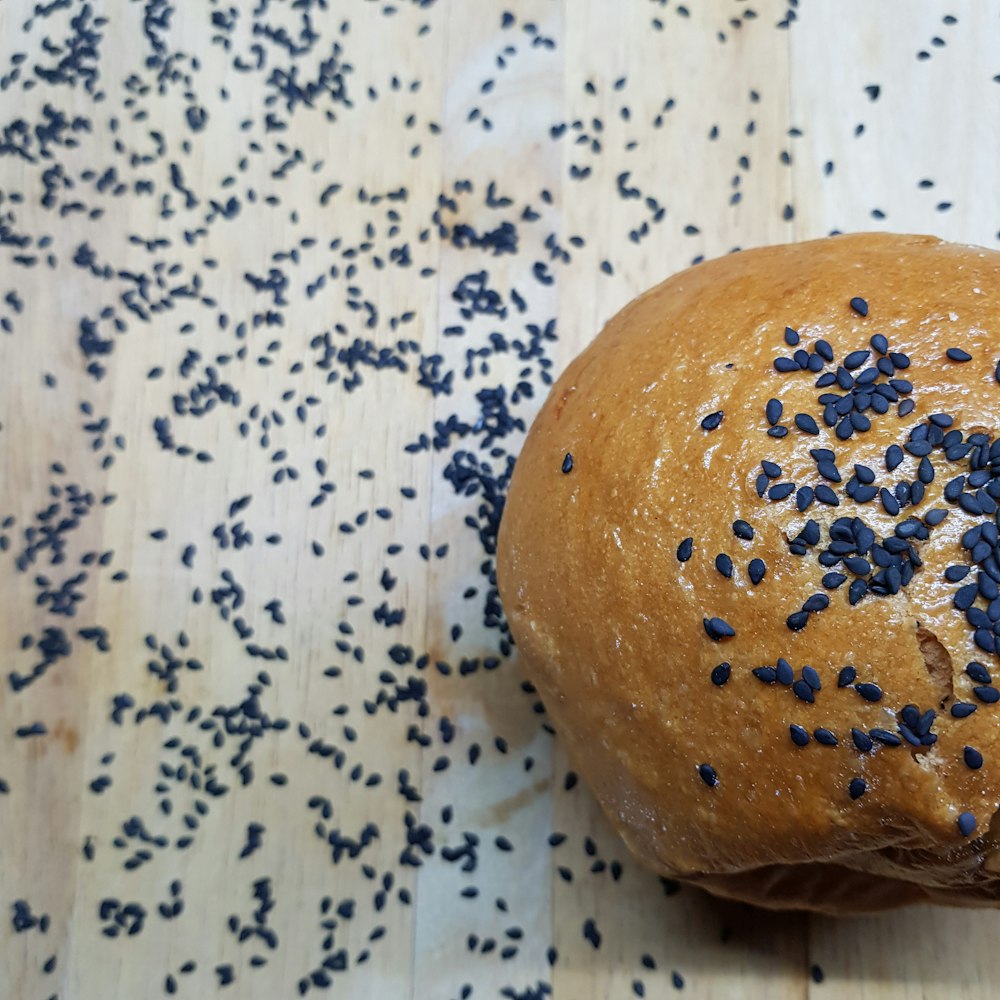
xmin=684 ymin=889 xmax=1000 ymax=986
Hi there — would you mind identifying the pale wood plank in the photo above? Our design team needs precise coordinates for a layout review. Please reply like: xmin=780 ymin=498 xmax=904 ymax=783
xmin=788 ymin=1 xmax=1000 ymax=248
xmin=551 ymin=2 xmax=804 ymax=998
xmin=412 ymin=2 xmax=567 ymax=996
xmin=789 ymin=5 xmax=1000 ymax=997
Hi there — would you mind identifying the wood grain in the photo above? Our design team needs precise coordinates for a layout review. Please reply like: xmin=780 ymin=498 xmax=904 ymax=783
xmin=0 ymin=1 xmax=998 ymax=997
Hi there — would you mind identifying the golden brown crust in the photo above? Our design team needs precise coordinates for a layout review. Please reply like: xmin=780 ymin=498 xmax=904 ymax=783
xmin=498 ymin=233 xmax=1000 ymax=913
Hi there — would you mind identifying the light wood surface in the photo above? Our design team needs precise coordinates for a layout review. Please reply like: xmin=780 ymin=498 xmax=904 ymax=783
xmin=1 ymin=1 xmax=998 ymax=998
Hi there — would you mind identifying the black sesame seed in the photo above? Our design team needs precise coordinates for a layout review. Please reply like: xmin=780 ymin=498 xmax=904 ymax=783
xmin=802 ymin=594 xmax=829 ymax=615
xmin=851 ymin=728 xmax=874 ymax=752
xmin=698 ymin=764 xmax=718 ymax=787
xmin=817 ymin=460 xmax=841 ymax=482
xmin=733 ymin=520 xmax=754 ymax=540
xmin=945 ymin=565 xmax=970 ymax=582
xmin=869 ymin=728 xmax=901 ymax=747
xmin=848 ymin=777 xmax=867 ymax=800
xmin=823 ymin=572 xmax=847 ymax=589
xmin=711 ymin=662 xmax=731 ymax=686
xmin=748 ymin=558 xmax=766 ymax=585
xmin=870 ymin=334 xmax=888 ymax=355
xmin=761 ymin=460 xmax=781 ymax=478
xmin=955 ymin=584 xmax=978 ymax=611
xmin=786 ymin=612 xmax=810 ymax=632
xmin=815 ymin=340 xmax=834 ymax=363
xmin=715 ymin=553 xmax=733 ymax=579
xmin=814 ymin=728 xmax=837 ymax=746
xmin=677 ymin=537 xmax=693 ymax=562
xmin=880 ymin=489 xmax=900 ymax=516
xmin=905 ymin=439 xmax=932 ymax=457
xmin=792 ymin=679 xmax=814 ymax=702
xmin=814 ymin=484 xmax=839 ymax=506
xmin=855 ymin=682 xmax=883 ymax=702
xmin=784 ymin=326 xmax=800 ymax=346
xmin=849 ymin=297 xmax=869 ymax=316
xmin=789 ymin=724 xmax=810 ymax=747
xmin=960 ymin=493 xmax=984 ymax=516
xmin=947 ymin=348 xmax=972 ymax=362
xmin=775 ymin=658 xmax=794 ymax=685
xmin=701 ymin=410 xmax=724 ymax=431
xmin=753 ymin=666 xmax=778 ymax=684
xmin=964 ymin=746 xmax=984 ymax=769
xmin=802 ymin=520 xmax=821 ymax=546
xmin=562 ymin=453 xmax=574 ymax=474
xmin=973 ymin=685 xmax=1000 ymax=704
xmin=768 ymin=483 xmax=795 ymax=501
xmin=885 ymin=445 xmax=903 ymax=471
xmin=951 ymin=702 xmax=977 ymax=718
xmin=765 ymin=399 xmax=783 ymax=426
xmin=774 ymin=357 xmax=799 ymax=373
xmin=703 ymin=617 xmax=735 ymax=641
xmin=944 ymin=477 xmax=966 ymax=502
xmin=844 ymin=350 xmax=870 ymax=370
xmin=966 ymin=661 xmax=992 ymax=684
xmin=801 ymin=665 xmax=822 ymax=690
xmin=843 ymin=556 xmax=871 ymax=575
xmin=958 ymin=812 xmax=977 ymax=837
xmin=795 ymin=413 xmax=819 ymax=435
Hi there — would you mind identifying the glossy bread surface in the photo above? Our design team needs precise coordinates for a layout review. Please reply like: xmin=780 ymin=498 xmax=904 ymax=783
xmin=499 ymin=233 xmax=1000 ymax=912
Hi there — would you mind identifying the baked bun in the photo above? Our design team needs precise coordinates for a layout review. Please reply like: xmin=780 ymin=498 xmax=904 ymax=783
xmin=497 ymin=233 xmax=1000 ymax=914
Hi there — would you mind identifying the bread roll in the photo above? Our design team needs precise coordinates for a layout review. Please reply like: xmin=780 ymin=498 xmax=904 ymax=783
xmin=497 ymin=233 xmax=1000 ymax=914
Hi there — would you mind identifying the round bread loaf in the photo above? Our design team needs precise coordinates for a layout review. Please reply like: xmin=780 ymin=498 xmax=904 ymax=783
xmin=497 ymin=233 xmax=1000 ymax=913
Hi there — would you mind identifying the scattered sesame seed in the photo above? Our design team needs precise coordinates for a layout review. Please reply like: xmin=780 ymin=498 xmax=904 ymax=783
xmin=698 ymin=764 xmax=718 ymax=787
xmin=703 ymin=617 xmax=735 ymax=641
xmin=795 ymin=413 xmax=819 ymax=435
xmin=851 ymin=728 xmax=874 ymax=752
xmin=855 ymin=682 xmax=883 ymax=702
xmin=715 ymin=553 xmax=734 ymax=578
xmin=710 ymin=663 xmax=731 ymax=686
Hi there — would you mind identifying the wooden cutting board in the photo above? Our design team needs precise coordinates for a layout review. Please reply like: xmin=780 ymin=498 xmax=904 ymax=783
xmin=1 ymin=1 xmax=998 ymax=997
